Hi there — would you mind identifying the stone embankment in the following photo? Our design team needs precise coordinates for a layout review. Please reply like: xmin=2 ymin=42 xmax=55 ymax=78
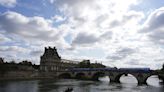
xmin=0 ymin=71 xmax=56 ymax=81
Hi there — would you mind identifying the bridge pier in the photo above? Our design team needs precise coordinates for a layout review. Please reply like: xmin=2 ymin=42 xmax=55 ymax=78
xmin=108 ymin=72 xmax=120 ymax=83
xmin=109 ymin=76 xmax=120 ymax=83
xmin=133 ymin=73 xmax=151 ymax=85
xmin=137 ymin=77 xmax=147 ymax=85
xmin=158 ymin=74 xmax=164 ymax=83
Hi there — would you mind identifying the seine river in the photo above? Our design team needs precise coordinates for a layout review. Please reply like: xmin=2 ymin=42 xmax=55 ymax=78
xmin=0 ymin=75 xmax=163 ymax=92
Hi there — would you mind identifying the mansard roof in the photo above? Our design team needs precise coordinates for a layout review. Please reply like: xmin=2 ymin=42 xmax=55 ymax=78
xmin=42 ymin=46 xmax=61 ymax=59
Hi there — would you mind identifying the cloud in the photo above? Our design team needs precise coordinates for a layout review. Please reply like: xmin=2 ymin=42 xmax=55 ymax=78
xmin=0 ymin=11 xmax=68 ymax=45
xmin=125 ymin=60 xmax=140 ymax=65
xmin=51 ymin=15 xmax=66 ymax=22
xmin=53 ymin=0 xmax=143 ymax=30
xmin=30 ymin=50 xmax=43 ymax=56
xmin=0 ymin=0 xmax=16 ymax=7
xmin=49 ymin=0 xmax=55 ymax=4
xmin=141 ymin=7 xmax=164 ymax=32
xmin=0 ymin=33 xmax=11 ymax=43
xmin=140 ymin=7 xmax=164 ymax=45
xmin=0 ymin=45 xmax=31 ymax=62
xmin=0 ymin=46 xmax=29 ymax=53
xmin=0 ymin=11 xmax=71 ymax=63
xmin=106 ymin=47 xmax=136 ymax=60
xmin=52 ymin=0 xmax=143 ymax=47
xmin=71 ymin=32 xmax=100 ymax=46
xmin=71 ymin=30 xmax=114 ymax=46
xmin=51 ymin=0 xmax=160 ymax=69
xmin=110 ymin=11 xmax=144 ymax=27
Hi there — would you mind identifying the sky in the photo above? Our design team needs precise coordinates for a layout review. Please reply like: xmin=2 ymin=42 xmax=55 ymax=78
xmin=0 ymin=0 xmax=164 ymax=69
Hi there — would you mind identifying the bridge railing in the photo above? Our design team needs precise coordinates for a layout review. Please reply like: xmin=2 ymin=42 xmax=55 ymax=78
xmin=59 ymin=68 xmax=152 ymax=73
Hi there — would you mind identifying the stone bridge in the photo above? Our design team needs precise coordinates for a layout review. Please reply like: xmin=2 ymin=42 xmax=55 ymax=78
xmin=55 ymin=68 xmax=164 ymax=85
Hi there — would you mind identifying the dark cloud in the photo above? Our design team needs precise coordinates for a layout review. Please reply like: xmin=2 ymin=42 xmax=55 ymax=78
xmin=140 ymin=7 xmax=164 ymax=44
xmin=110 ymin=11 xmax=144 ymax=27
xmin=106 ymin=55 xmax=124 ymax=60
xmin=149 ymin=29 xmax=164 ymax=44
xmin=106 ymin=47 xmax=136 ymax=60
xmin=125 ymin=59 xmax=140 ymax=65
xmin=72 ymin=32 xmax=99 ymax=46
xmin=140 ymin=8 xmax=164 ymax=33
xmin=100 ymin=31 xmax=113 ymax=39
xmin=71 ymin=30 xmax=113 ymax=46
xmin=30 ymin=50 xmax=43 ymax=56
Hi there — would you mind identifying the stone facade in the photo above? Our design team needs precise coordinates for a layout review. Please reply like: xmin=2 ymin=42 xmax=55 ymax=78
xmin=40 ymin=47 xmax=61 ymax=71
xmin=40 ymin=46 xmax=77 ymax=72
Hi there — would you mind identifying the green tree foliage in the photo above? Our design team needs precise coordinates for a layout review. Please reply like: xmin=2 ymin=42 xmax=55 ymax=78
xmin=0 ymin=59 xmax=37 ymax=72
xmin=90 ymin=63 xmax=106 ymax=68
xmin=77 ymin=60 xmax=106 ymax=68
xmin=0 ymin=57 xmax=4 ymax=64
xmin=32 ymin=64 xmax=40 ymax=70
xmin=162 ymin=63 xmax=164 ymax=71
xmin=18 ymin=60 xmax=32 ymax=66
xmin=10 ymin=60 xmax=16 ymax=64
xmin=77 ymin=60 xmax=91 ymax=68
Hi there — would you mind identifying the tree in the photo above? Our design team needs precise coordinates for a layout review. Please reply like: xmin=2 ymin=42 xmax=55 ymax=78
xmin=19 ymin=60 xmax=32 ymax=66
xmin=90 ymin=63 xmax=106 ymax=68
xmin=77 ymin=60 xmax=91 ymax=68
xmin=76 ymin=60 xmax=106 ymax=68
xmin=32 ymin=64 xmax=40 ymax=70
xmin=10 ymin=60 xmax=16 ymax=64
xmin=162 ymin=63 xmax=164 ymax=71
xmin=0 ymin=57 xmax=4 ymax=64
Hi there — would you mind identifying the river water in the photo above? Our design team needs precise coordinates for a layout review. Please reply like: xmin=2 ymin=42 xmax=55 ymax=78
xmin=0 ymin=75 xmax=163 ymax=92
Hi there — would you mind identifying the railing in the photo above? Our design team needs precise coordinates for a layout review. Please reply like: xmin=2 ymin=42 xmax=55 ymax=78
xmin=64 ymin=68 xmax=152 ymax=73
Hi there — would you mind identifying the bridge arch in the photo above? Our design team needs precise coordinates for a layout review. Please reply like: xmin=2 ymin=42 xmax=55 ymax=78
xmin=111 ymin=73 xmax=156 ymax=84
xmin=113 ymin=73 xmax=138 ymax=83
xmin=75 ymin=72 xmax=86 ymax=79
xmin=146 ymin=74 xmax=160 ymax=85
xmin=119 ymin=73 xmax=138 ymax=83
xmin=92 ymin=72 xmax=105 ymax=80
xmin=58 ymin=73 xmax=71 ymax=79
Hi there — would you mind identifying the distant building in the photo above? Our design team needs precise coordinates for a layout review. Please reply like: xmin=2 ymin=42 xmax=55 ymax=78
xmin=40 ymin=47 xmax=77 ymax=72
xmin=61 ymin=59 xmax=78 ymax=69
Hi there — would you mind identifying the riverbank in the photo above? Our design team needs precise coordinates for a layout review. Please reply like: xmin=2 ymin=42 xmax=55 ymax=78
xmin=0 ymin=71 xmax=58 ymax=81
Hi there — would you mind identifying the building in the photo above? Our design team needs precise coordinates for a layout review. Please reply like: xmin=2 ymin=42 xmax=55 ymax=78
xmin=40 ymin=47 xmax=61 ymax=71
xmin=40 ymin=46 xmax=77 ymax=72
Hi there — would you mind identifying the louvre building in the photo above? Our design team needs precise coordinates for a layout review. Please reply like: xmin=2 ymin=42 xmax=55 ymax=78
xmin=40 ymin=47 xmax=77 ymax=71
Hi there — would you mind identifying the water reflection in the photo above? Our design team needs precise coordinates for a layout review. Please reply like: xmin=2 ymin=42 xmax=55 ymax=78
xmin=0 ymin=76 xmax=163 ymax=92
xmin=0 ymin=80 xmax=39 ymax=92
xmin=120 ymin=74 xmax=138 ymax=84
xmin=147 ymin=75 xmax=161 ymax=87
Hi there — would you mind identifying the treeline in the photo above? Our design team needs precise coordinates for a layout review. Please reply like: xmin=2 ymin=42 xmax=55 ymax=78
xmin=0 ymin=58 xmax=39 ymax=72
xmin=161 ymin=63 xmax=164 ymax=71
xmin=0 ymin=58 xmax=106 ymax=73
xmin=76 ymin=60 xmax=106 ymax=68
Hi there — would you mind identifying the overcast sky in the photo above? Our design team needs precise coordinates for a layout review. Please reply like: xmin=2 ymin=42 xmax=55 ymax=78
xmin=0 ymin=0 xmax=164 ymax=69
